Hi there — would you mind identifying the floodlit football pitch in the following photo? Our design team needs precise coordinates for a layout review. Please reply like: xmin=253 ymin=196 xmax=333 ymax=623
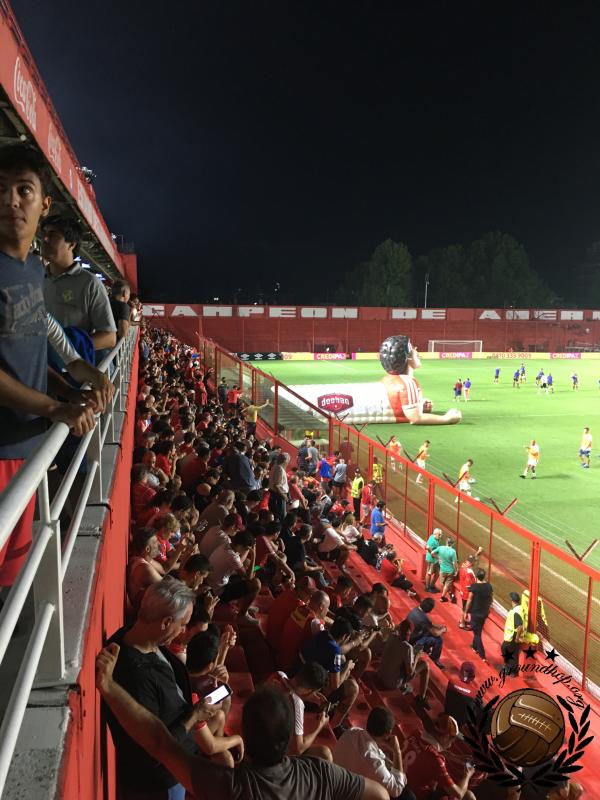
xmin=258 ymin=357 xmax=600 ymax=568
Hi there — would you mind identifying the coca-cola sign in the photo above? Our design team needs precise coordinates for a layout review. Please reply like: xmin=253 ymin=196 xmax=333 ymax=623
xmin=13 ymin=56 xmax=37 ymax=132
xmin=47 ymin=122 xmax=62 ymax=172
xmin=317 ymin=393 xmax=354 ymax=413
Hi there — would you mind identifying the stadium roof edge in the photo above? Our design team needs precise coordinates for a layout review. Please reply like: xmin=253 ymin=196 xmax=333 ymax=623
xmin=0 ymin=2 xmax=124 ymax=281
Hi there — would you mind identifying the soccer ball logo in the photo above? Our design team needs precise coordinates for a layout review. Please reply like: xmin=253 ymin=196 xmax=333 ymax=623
xmin=491 ymin=689 xmax=565 ymax=767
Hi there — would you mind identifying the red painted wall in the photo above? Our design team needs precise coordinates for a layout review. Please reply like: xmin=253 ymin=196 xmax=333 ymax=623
xmin=56 ymin=344 xmax=139 ymax=799
xmin=150 ymin=314 xmax=600 ymax=354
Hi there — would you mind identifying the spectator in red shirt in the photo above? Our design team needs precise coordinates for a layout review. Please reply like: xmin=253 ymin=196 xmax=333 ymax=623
xmin=380 ymin=552 xmax=417 ymax=597
xmin=360 ymin=481 xmax=375 ymax=527
xmin=444 ymin=661 xmax=481 ymax=730
xmin=404 ymin=713 xmax=476 ymax=800
xmin=155 ymin=440 xmax=176 ymax=479
xmin=278 ymin=590 xmax=330 ymax=671
xmin=288 ymin=475 xmax=308 ymax=510
xmin=154 ymin=513 xmax=180 ymax=562
xmin=326 ymin=575 xmax=355 ymax=613
xmin=266 ymin=577 xmax=314 ymax=651
xmin=131 ymin=465 xmax=157 ymax=522
xmin=457 ymin=552 xmax=480 ymax=629
xmin=226 ymin=384 xmax=242 ymax=410
xmin=180 ymin=442 xmax=211 ymax=492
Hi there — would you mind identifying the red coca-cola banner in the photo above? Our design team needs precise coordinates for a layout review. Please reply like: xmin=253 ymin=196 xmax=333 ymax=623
xmin=0 ymin=6 xmax=122 ymax=272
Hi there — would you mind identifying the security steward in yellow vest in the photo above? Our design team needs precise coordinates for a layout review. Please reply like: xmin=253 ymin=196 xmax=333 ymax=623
xmin=350 ymin=469 xmax=365 ymax=518
xmin=501 ymin=591 xmax=524 ymax=676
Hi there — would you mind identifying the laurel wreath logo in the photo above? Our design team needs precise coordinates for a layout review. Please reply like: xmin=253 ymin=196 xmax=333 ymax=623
xmin=464 ymin=695 xmax=593 ymax=789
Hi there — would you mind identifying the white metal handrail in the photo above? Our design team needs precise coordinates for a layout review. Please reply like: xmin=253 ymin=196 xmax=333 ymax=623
xmin=0 ymin=327 xmax=138 ymax=797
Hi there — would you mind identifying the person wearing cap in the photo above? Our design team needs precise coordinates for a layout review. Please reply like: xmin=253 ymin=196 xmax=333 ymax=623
xmin=424 ymin=528 xmax=443 ymax=593
xmin=464 ymin=568 xmax=493 ymax=662
xmin=404 ymin=713 xmax=476 ymax=800
xmin=444 ymin=661 xmax=482 ymax=729
xmin=431 ymin=536 xmax=458 ymax=603
xmin=501 ymin=592 xmax=524 ymax=676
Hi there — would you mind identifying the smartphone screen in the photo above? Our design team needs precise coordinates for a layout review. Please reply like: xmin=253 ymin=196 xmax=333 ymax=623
xmin=203 ymin=683 xmax=232 ymax=705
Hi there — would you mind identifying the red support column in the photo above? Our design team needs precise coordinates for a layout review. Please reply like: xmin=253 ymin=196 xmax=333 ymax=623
xmin=328 ymin=417 xmax=334 ymax=455
xmin=582 ymin=576 xmax=594 ymax=691
xmin=427 ymin=480 xmax=435 ymax=536
xmin=403 ymin=459 xmax=408 ymax=527
xmin=528 ymin=541 xmax=541 ymax=632
xmin=273 ymin=380 xmax=279 ymax=435
xmin=488 ymin=515 xmax=494 ymax=584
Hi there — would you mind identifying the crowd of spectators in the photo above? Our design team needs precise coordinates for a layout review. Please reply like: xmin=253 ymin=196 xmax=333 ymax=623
xmin=0 ymin=142 xmax=582 ymax=799
xmin=94 ymin=326 xmax=585 ymax=800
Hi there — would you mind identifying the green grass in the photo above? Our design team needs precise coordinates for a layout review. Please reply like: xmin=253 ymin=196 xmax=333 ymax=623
xmin=258 ymin=357 xmax=600 ymax=567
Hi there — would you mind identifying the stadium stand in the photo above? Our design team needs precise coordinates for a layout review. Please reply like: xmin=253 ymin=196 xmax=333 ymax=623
xmin=91 ymin=326 xmax=599 ymax=799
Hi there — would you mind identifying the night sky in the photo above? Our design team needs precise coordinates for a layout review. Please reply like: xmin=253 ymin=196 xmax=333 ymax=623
xmin=11 ymin=1 xmax=600 ymax=304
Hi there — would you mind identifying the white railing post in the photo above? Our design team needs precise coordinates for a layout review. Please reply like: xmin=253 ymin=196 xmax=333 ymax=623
xmin=118 ymin=346 xmax=126 ymax=413
xmin=89 ymin=420 xmax=104 ymax=504
xmin=33 ymin=477 xmax=64 ymax=683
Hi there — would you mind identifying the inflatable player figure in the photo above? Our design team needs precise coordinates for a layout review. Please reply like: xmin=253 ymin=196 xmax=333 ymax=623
xmin=379 ymin=335 xmax=462 ymax=425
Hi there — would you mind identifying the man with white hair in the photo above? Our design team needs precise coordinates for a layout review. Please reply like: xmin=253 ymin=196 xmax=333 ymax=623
xmin=424 ymin=528 xmax=443 ymax=593
xmin=105 ymin=577 xmax=212 ymax=799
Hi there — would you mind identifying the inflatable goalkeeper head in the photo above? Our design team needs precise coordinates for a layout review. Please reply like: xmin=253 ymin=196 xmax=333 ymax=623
xmin=380 ymin=335 xmax=419 ymax=375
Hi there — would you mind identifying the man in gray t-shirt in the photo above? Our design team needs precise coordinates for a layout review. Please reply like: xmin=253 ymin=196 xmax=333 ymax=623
xmin=41 ymin=215 xmax=116 ymax=353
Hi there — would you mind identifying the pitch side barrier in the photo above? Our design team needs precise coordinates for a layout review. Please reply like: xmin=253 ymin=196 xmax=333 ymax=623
xmin=279 ymin=351 xmax=600 ymax=360
xmin=198 ymin=337 xmax=600 ymax=697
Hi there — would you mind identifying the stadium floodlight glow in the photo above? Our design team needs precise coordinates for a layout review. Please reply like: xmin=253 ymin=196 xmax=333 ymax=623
xmin=80 ymin=165 xmax=97 ymax=185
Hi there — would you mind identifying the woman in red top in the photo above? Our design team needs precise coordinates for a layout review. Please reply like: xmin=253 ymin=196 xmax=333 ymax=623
xmin=155 ymin=440 xmax=176 ymax=478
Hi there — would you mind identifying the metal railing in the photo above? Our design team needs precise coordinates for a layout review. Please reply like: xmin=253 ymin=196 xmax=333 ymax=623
xmin=0 ymin=327 xmax=137 ymax=795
